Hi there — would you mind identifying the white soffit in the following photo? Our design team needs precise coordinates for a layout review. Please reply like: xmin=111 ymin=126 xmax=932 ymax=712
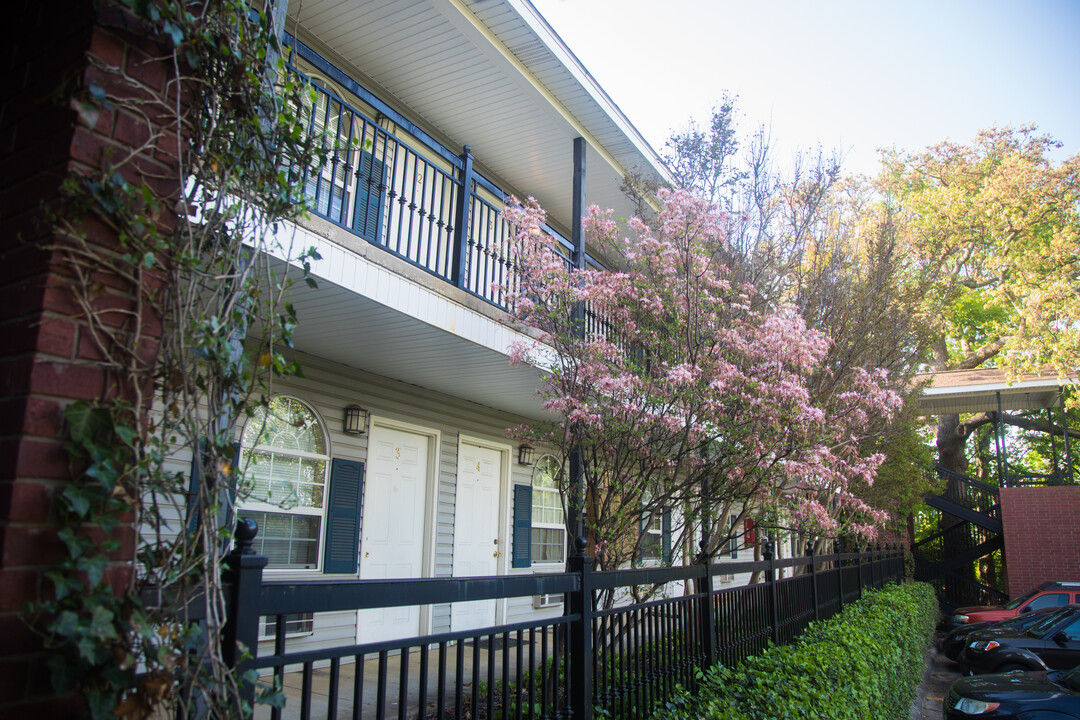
xmin=261 ymin=224 xmax=549 ymax=420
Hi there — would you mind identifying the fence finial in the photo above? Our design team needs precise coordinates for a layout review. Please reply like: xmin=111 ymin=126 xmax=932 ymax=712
xmin=234 ymin=516 xmax=258 ymax=555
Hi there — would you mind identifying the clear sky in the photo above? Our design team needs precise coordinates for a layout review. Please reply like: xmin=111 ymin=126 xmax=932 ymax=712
xmin=530 ymin=0 xmax=1080 ymax=178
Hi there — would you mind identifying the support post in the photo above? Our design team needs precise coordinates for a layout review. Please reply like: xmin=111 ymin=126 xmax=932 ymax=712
xmin=995 ymin=391 xmax=1008 ymax=486
xmin=222 ymin=518 xmax=268 ymax=711
xmin=568 ymin=544 xmax=594 ymax=720
xmin=568 ymin=446 xmax=585 ymax=551
xmin=572 ymin=137 xmax=587 ymax=271
xmin=1061 ymin=390 xmax=1075 ymax=484
xmin=451 ymin=145 xmax=475 ymax=289
xmin=835 ymin=539 xmax=844 ymax=605
xmin=764 ymin=538 xmax=779 ymax=644
xmin=857 ymin=544 xmax=865 ymax=599
xmin=698 ymin=547 xmax=716 ymax=668
xmin=567 ymin=137 xmax=587 ymax=549
xmin=807 ymin=541 xmax=819 ymax=622
xmin=697 ymin=476 xmax=717 ymax=667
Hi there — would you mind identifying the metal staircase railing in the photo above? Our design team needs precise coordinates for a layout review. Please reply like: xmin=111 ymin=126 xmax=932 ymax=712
xmin=915 ymin=466 xmax=1006 ymax=610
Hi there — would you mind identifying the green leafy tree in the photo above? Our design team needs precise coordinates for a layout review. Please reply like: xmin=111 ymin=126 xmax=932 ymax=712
xmin=880 ymin=125 xmax=1080 ymax=474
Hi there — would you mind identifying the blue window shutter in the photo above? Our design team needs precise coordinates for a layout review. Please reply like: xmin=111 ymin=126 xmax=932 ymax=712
xmin=512 ymin=484 xmax=533 ymax=569
xmin=324 ymin=458 xmax=365 ymax=574
xmin=186 ymin=440 xmax=240 ymax=554
xmin=184 ymin=439 xmax=205 ymax=539
xmin=353 ymin=151 xmax=385 ymax=243
xmin=662 ymin=508 xmax=672 ymax=563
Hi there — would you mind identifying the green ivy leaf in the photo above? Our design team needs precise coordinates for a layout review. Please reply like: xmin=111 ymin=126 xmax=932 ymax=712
xmin=64 ymin=402 xmax=111 ymax=444
xmin=61 ymin=485 xmax=92 ymax=517
xmin=78 ymin=554 xmax=109 ymax=588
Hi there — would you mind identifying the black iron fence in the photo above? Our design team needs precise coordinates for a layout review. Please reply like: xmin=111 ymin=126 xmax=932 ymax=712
xmin=220 ymin=524 xmax=905 ymax=720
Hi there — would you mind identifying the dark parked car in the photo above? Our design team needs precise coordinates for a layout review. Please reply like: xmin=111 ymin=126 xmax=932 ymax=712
xmin=944 ymin=665 xmax=1080 ymax=719
xmin=943 ymin=606 xmax=1073 ymax=662
xmin=960 ymin=605 xmax=1080 ymax=675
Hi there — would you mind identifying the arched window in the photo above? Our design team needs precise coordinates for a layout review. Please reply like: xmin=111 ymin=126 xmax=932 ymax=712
xmin=531 ymin=455 xmax=565 ymax=565
xmin=238 ymin=396 xmax=329 ymax=569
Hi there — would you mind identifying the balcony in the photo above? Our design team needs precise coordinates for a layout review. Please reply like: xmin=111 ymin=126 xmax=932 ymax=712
xmin=286 ymin=35 xmax=591 ymax=311
xmin=271 ymin=35 xmax=624 ymax=418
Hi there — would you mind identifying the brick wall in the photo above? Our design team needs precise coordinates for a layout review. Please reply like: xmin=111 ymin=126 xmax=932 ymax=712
xmin=0 ymin=1 xmax=174 ymax=713
xmin=999 ymin=486 xmax=1080 ymax=597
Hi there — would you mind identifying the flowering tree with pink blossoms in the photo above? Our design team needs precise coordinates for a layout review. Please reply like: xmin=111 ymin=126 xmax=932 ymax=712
xmin=503 ymin=189 xmax=902 ymax=573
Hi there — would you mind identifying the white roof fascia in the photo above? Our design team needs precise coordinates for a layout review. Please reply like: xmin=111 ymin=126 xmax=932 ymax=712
xmin=437 ymin=0 xmax=673 ymax=186
xmin=922 ymin=376 xmax=1078 ymax=397
xmin=506 ymin=0 xmax=673 ymax=184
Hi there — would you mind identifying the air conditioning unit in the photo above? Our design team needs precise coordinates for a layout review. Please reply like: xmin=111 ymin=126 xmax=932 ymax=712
xmin=534 ymin=593 xmax=563 ymax=609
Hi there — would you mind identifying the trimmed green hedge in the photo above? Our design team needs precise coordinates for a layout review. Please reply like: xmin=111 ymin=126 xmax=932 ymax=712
xmin=651 ymin=582 xmax=938 ymax=720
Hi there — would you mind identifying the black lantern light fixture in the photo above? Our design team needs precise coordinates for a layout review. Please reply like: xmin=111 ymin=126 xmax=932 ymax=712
xmin=343 ymin=405 xmax=368 ymax=435
xmin=518 ymin=445 xmax=535 ymax=466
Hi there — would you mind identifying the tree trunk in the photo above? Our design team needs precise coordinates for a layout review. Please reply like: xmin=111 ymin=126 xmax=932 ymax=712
xmin=936 ymin=413 xmax=968 ymax=475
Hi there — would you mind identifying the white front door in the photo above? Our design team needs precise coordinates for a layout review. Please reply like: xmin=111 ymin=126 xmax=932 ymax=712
xmin=451 ymin=442 xmax=502 ymax=632
xmin=360 ymin=424 xmax=430 ymax=644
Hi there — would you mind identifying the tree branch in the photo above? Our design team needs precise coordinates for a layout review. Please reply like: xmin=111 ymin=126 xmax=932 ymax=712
xmin=957 ymin=337 xmax=1008 ymax=370
xmin=998 ymin=411 xmax=1080 ymax=440
xmin=956 ymin=412 xmax=995 ymax=438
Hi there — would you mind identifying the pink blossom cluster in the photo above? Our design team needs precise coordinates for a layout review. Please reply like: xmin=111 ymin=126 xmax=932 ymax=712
xmin=501 ymin=189 xmax=904 ymax=549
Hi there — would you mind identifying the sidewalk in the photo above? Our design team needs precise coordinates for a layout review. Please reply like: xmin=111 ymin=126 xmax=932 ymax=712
xmin=909 ymin=635 xmax=961 ymax=720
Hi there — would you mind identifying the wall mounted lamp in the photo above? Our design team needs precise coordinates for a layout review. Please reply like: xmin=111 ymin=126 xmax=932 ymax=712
xmin=518 ymin=445 xmax=535 ymax=466
xmin=343 ymin=405 xmax=368 ymax=435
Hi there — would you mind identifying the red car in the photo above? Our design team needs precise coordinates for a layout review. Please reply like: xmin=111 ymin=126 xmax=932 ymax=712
xmin=949 ymin=582 xmax=1080 ymax=629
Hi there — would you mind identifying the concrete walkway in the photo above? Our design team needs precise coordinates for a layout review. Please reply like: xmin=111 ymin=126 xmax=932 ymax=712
xmin=909 ymin=635 xmax=962 ymax=720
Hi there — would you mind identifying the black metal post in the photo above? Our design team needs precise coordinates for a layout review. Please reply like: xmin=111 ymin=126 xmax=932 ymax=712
xmin=568 ymin=543 xmax=594 ymax=720
xmin=567 ymin=138 xmax=588 ymax=548
xmin=857 ymin=545 xmax=866 ymax=599
xmin=1061 ymin=390 xmax=1075 ymax=484
xmin=807 ymin=541 xmax=819 ymax=622
xmin=222 ymin=518 xmax=268 ymax=710
xmin=572 ymin=137 xmax=587 ymax=271
xmin=1049 ymin=406 xmax=1060 ymax=481
xmin=698 ymin=542 xmax=716 ymax=668
xmin=995 ymin=391 xmax=1008 ymax=486
xmin=835 ymin=539 xmax=844 ymax=605
xmin=451 ymin=145 xmax=474 ymax=289
xmin=764 ymin=538 xmax=779 ymax=644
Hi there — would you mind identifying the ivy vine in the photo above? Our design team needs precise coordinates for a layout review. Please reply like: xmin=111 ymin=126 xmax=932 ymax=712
xmin=29 ymin=0 xmax=332 ymax=716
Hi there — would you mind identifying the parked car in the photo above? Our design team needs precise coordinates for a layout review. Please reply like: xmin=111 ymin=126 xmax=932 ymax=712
xmin=949 ymin=582 xmax=1080 ymax=630
xmin=944 ymin=665 xmax=1080 ymax=719
xmin=960 ymin=605 xmax=1080 ymax=675
xmin=943 ymin=606 xmax=1071 ymax=662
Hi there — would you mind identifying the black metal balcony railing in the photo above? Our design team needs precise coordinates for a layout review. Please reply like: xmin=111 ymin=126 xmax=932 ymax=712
xmin=283 ymin=36 xmax=584 ymax=315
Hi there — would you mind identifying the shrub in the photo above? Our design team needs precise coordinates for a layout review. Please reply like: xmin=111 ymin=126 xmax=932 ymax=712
xmin=652 ymin=582 xmax=938 ymax=720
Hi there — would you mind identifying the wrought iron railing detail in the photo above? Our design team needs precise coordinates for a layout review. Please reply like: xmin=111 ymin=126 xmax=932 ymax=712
xmin=219 ymin=531 xmax=904 ymax=720
xmin=281 ymin=36 xmax=617 ymax=324
xmin=935 ymin=466 xmax=1001 ymax=521
xmin=914 ymin=466 xmax=1008 ymax=610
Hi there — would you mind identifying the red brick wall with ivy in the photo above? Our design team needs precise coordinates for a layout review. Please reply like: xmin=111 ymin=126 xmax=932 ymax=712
xmin=0 ymin=1 xmax=173 ymax=713
xmin=999 ymin=485 xmax=1080 ymax=598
